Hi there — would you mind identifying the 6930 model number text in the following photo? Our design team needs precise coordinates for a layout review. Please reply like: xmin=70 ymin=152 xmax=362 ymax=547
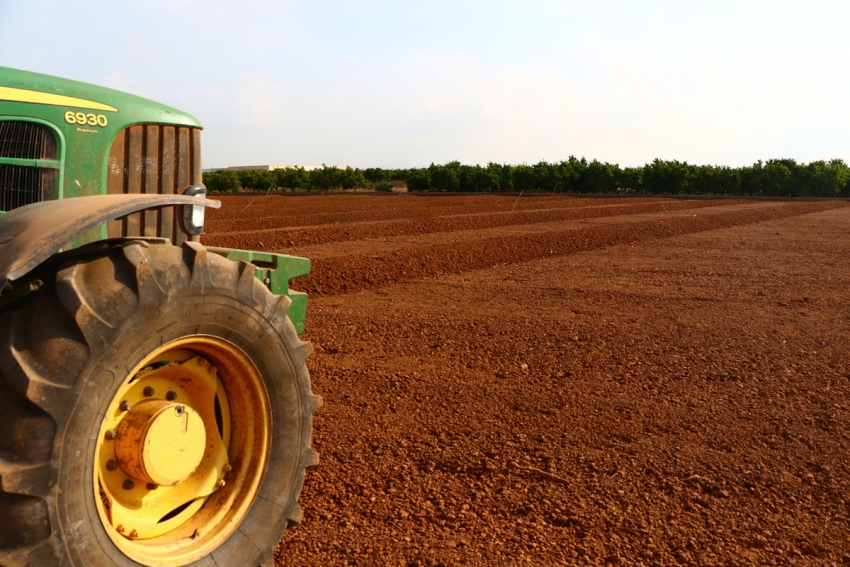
xmin=64 ymin=111 xmax=108 ymax=127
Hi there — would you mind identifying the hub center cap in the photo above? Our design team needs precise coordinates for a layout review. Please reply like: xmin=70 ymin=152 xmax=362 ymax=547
xmin=115 ymin=400 xmax=207 ymax=486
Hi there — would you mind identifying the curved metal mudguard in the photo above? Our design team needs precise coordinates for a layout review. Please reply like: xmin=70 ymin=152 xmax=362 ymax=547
xmin=0 ymin=194 xmax=221 ymax=287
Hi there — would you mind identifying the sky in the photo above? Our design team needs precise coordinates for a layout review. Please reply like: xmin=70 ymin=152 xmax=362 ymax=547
xmin=1 ymin=0 xmax=848 ymax=169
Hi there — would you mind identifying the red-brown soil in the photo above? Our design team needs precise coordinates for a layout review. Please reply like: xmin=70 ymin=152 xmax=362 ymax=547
xmin=204 ymin=194 xmax=850 ymax=566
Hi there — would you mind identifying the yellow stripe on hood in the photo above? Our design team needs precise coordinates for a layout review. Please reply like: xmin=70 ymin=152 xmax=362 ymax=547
xmin=0 ymin=86 xmax=118 ymax=112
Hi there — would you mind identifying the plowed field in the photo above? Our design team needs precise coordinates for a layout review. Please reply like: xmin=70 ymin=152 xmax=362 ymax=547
xmin=205 ymin=194 xmax=850 ymax=566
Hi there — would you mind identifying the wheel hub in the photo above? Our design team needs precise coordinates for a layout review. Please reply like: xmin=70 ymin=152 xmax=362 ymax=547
xmin=95 ymin=352 xmax=234 ymax=541
xmin=115 ymin=400 xmax=207 ymax=487
xmin=93 ymin=338 xmax=272 ymax=566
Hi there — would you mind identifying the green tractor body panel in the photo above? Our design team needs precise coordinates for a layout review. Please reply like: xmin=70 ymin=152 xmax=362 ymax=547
xmin=0 ymin=67 xmax=310 ymax=332
xmin=206 ymin=247 xmax=312 ymax=334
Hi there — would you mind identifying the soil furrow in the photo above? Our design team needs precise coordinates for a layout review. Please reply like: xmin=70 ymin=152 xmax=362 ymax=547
xmin=205 ymin=194 xmax=683 ymax=229
xmin=203 ymin=198 xmax=747 ymax=250
xmin=296 ymin=201 xmax=844 ymax=297
xmin=287 ymin=201 xmax=780 ymax=260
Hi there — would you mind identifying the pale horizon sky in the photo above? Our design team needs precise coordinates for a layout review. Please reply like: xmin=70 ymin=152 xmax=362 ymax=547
xmin=2 ymin=0 xmax=848 ymax=170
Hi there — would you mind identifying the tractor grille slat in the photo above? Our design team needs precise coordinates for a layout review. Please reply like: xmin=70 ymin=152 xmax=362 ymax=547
xmin=107 ymin=125 xmax=202 ymax=244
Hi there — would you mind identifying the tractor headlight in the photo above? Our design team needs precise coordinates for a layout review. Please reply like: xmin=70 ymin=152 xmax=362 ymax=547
xmin=183 ymin=185 xmax=207 ymax=235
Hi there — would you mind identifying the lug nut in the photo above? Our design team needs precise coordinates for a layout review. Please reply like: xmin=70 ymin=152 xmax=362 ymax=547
xmin=147 ymin=483 xmax=158 ymax=491
xmin=105 ymin=429 xmax=118 ymax=440
xmin=143 ymin=386 xmax=155 ymax=397
xmin=166 ymin=391 xmax=178 ymax=401
xmin=123 ymin=479 xmax=135 ymax=490
xmin=116 ymin=525 xmax=125 ymax=534
xmin=223 ymin=464 xmax=232 ymax=473
xmin=128 ymin=530 xmax=138 ymax=539
xmin=119 ymin=400 xmax=132 ymax=412
xmin=216 ymin=479 xmax=226 ymax=489
xmin=106 ymin=459 xmax=119 ymax=471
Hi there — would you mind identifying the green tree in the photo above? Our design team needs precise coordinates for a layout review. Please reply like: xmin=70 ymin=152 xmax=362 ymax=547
xmin=430 ymin=161 xmax=461 ymax=192
xmin=468 ymin=164 xmax=500 ymax=192
xmin=618 ymin=166 xmax=643 ymax=192
xmin=581 ymin=160 xmax=619 ymax=193
xmin=203 ymin=169 xmax=240 ymax=193
xmin=339 ymin=167 xmax=368 ymax=189
xmin=236 ymin=169 xmax=275 ymax=192
xmin=804 ymin=159 xmax=850 ymax=197
xmin=547 ymin=156 xmax=587 ymax=192
xmin=274 ymin=167 xmax=309 ymax=191
xmin=513 ymin=164 xmax=536 ymax=192
xmin=363 ymin=167 xmax=387 ymax=183
xmin=688 ymin=165 xmax=716 ymax=195
xmin=761 ymin=160 xmax=794 ymax=196
xmin=406 ymin=168 xmax=431 ymax=191
xmin=714 ymin=166 xmax=741 ymax=195
xmin=531 ymin=161 xmax=557 ymax=192
xmin=486 ymin=162 xmax=509 ymax=192
xmin=643 ymin=159 xmax=690 ymax=194
xmin=828 ymin=159 xmax=850 ymax=197
xmin=308 ymin=165 xmax=346 ymax=190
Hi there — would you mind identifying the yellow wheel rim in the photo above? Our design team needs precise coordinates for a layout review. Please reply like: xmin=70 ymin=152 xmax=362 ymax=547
xmin=93 ymin=336 xmax=271 ymax=566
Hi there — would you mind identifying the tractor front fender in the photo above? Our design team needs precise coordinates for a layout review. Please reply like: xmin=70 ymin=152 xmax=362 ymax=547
xmin=0 ymin=194 xmax=220 ymax=287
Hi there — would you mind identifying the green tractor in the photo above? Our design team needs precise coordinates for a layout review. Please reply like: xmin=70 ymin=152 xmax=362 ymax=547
xmin=0 ymin=67 xmax=320 ymax=567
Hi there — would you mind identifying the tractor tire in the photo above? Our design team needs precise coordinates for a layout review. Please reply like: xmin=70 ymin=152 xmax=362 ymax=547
xmin=0 ymin=239 xmax=321 ymax=567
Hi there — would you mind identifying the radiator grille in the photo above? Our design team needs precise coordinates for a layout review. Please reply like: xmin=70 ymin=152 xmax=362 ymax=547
xmin=0 ymin=165 xmax=55 ymax=211
xmin=0 ymin=121 xmax=57 ymax=211
xmin=107 ymin=125 xmax=202 ymax=244
xmin=0 ymin=121 xmax=56 ymax=160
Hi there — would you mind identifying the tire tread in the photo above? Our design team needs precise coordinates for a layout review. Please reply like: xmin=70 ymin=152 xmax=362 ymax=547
xmin=0 ymin=240 xmax=318 ymax=566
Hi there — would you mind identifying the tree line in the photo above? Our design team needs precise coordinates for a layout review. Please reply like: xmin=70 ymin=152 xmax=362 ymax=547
xmin=203 ymin=165 xmax=369 ymax=193
xmin=204 ymin=158 xmax=850 ymax=197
